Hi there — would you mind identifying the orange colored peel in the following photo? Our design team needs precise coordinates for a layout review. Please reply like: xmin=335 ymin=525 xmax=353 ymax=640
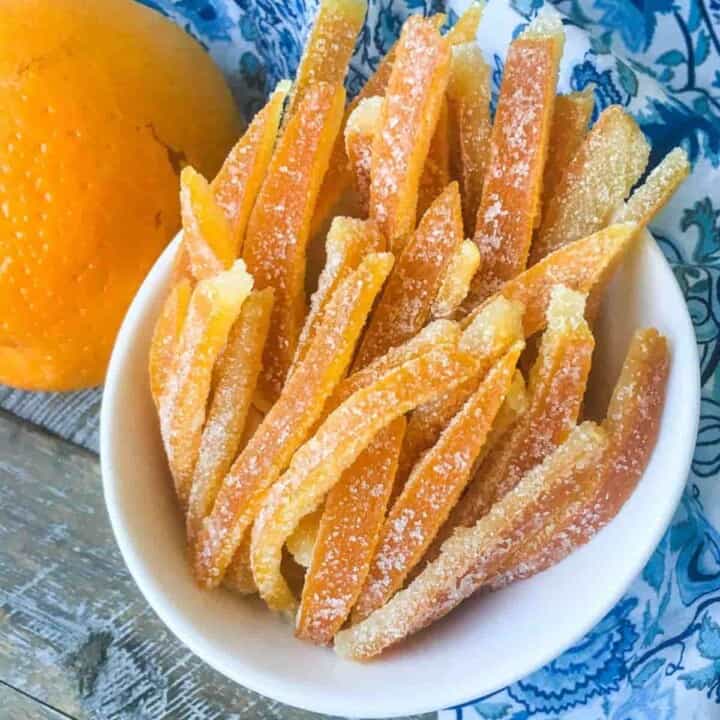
xmin=417 ymin=99 xmax=451 ymax=220
xmin=193 ymin=252 xmax=393 ymax=587
xmin=445 ymin=1 xmax=484 ymax=45
xmin=244 ymin=81 xmax=346 ymax=406
xmin=470 ymin=13 xmax=564 ymax=301
xmin=432 ymin=239 xmax=481 ymax=318
xmin=186 ymin=288 xmax=274 ymax=542
xmin=250 ymin=344 xmax=481 ymax=614
xmin=159 ymin=260 xmax=253 ymax=506
xmin=369 ymin=16 xmax=451 ymax=251
xmin=287 ymin=506 xmax=324 ymax=568
xmin=345 ymin=97 xmax=384 ymax=216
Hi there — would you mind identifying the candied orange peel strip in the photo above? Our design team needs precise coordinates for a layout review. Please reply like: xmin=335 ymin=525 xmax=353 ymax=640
xmin=490 ymin=328 xmax=669 ymax=589
xmin=193 ymin=252 xmax=393 ymax=587
xmin=149 ymin=278 xmax=192 ymax=407
xmin=612 ymin=147 xmax=690 ymax=226
xmin=539 ymin=87 xmax=594 ymax=219
xmin=244 ymin=81 xmax=346 ymax=406
xmin=345 ymin=97 xmax=384 ymax=215
xmin=445 ymin=1 xmax=484 ymax=45
xmin=369 ymin=16 xmax=451 ymax=251
xmin=287 ymin=506 xmax=324 ymax=568
xmin=432 ymin=239 xmax=481 ymax=318
xmin=354 ymin=182 xmax=464 ymax=368
xmin=286 ymin=0 xmax=367 ymax=119
xmin=354 ymin=342 xmax=523 ymax=621
xmin=437 ymin=285 xmax=594 ymax=547
xmin=463 ymin=222 xmax=637 ymax=337
xmin=335 ymin=422 xmax=607 ymax=659
xmin=186 ymin=288 xmax=274 ymax=542
xmin=159 ymin=261 xmax=253 ymax=506
xmin=297 ymin=416 xmax=406 ymax=643
xmin=417 ymin=99 xmax=451 ymax=220
xmin=447 ymin=42 xmax=491 ymax=234
xmin=396 ymin=295 xmax=524 ymax=491
xmin=470 ymin=12 xmax=564 ymax=302
xmin=224 ymin=534 xmax=256 ymax=595
xmin=181 ymin=166 xmax=235 ymax=279
xmin=292 ymin=217 xmax=384 ymax=372
xmin=530 ymin=106 xmax=650 ymax=264
xmin=211 ymin=80 xmax=290 ymax=254
xmin=250 ymin=344 xmax=481 ymax=614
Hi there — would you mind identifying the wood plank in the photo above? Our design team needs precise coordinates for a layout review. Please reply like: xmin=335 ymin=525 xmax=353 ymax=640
xmin=0 ymin=412 xmax=431 ymax=719
xmin=0 ymin=683 xmax=72 ymax=719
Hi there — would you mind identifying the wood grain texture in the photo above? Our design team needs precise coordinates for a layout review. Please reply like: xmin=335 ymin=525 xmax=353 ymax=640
xmin=0 ymin=411 xmax=431 ymax=720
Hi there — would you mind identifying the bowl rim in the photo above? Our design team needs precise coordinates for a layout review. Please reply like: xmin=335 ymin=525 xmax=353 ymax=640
xmin=100 ymin=230 xmax=700 ymax=718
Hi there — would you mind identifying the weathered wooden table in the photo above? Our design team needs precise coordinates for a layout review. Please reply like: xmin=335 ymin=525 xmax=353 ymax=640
xmin=0 ymin=411 xmax=431 ymax=719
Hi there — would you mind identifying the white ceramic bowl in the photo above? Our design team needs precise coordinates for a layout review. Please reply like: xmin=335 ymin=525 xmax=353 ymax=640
xmin=101 ymin=230 xmax=699 ymax=718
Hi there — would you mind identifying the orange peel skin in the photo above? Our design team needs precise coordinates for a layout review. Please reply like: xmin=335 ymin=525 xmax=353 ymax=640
xmin=531 ymin=106 xmax=650 ymax=264
xmin=417 ymin=99 xmax=451 ymax=221
xmin=345 ymin=97 xmax=384 ymax=216
xmin=287 ymin=506 xmax=324 ymax=568
xmin=149 ymin=278 xmax=192 ymax=408
xmin=334 ymin=422 xmax=607 ymax=660
xmin=186 ymin=288 xmax=274 ymax=543
xmin=211 ymin=80 xmax=290 ymax=255
xmin=244 ymin=81 xmax=346 ymax=406
xmin=353 ymin=342 xmax=523 ymax=622
xmin=539 ymin=88 xmax=594 ymax=221
xmin=159 ymin=261 xmax=253 ymax=507
xmin=432 ymin=239 xmax=481 ymax=319
xmin=445 ymin=1 xmax=484 ymax=45
xmin=462 ymin=222 xmax=637 ymax=337
xmin=447 ymin=43 xmax=491 ymax=234
xmin=369 ymin=16 xmax=451 ymax=252
xmin=354 ymin=182 xmax=464 ymax=369
xmin=296 ymin=416 xmax=406 ymax=644
xmin=250 ymin=344 xmax=481 ymax=615
xmin=436 ymin=285 xmax=594 ymax=550
xmin=490 ymin=328 xmax=669 ymax=589
xmin=470 ymin=14 xmax=564 ymax=303
xmin=192 ymin=252 xmax=393 ymax=588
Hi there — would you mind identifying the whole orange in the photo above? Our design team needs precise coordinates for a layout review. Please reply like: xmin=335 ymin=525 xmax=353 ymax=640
xmin=0 ymin=0 xmax=242 ymax=390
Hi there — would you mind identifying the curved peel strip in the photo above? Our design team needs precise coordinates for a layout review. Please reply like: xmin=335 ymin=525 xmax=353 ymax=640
xmin=334 ymin=422 xmax=607 ymax=660
xmin=159 ymin=261 xmax=253 ymax=506
xmin=149 ymin=278 xmax=192 ymax=407
xmin=287 ymin=507 xmax=323 ymax=568
xmin=250 ymin=345 xmax=480 ymax=614
xmin=470 ymin=13 xmax=564 ymax=301
xmin=186 ymin=288 xmax=274 ymax=542
xmin=370 ymin=16 xmax=451 ymax=250
xmin=531 ymin=106 xmax=650 ymax=264
xmin=297 ymin=416 xmax=406 ymax=644
xmin=432 ymin=239 xmax=481 ymax=318
xmin=193 ymin=252 xmax=393 ymax=587
xmin=353 ymin=342 xmax=523 ymax=621
xmin=244 ymin=81 xmax=346 ymax=406
xmin=211 ymin=81 xmax=290 ymax=254
xmin=355 ymin=182 xmax=464 ymax=369
xmin=345 ymin=97 xmax=384 ymax=216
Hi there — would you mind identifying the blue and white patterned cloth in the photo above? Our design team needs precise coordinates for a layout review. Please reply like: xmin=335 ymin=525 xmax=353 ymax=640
xmin=3 ymin=0 xmax=718 ymax=716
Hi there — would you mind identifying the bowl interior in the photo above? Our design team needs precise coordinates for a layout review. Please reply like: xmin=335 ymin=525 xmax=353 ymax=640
xmin=101 ymin=231 xmax=699 ymax=718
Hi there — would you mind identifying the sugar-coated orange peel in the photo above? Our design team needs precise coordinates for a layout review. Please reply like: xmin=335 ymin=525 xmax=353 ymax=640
xmin=211 ymin=80 xmax=290 ymax=254
xmin=463 ymin=222 xmax=637 ymax=337
xmin=186 ymin=288 xmax=274 ymax=542
xmin=287 ymin=506 xmax=324 ymax=568
xmin=159 ymin=260 xmax=253 ymax=506
xmin=250 ymin=344 xmax=481 ymax=614
xmin=192 ymin=252 xmax=393 ymax=587
xmin=440 ymin=285 xmax=594 ymax=539
xmin=539 ymin=88 xmax=594 ymax=220
xmin=447 ymin=42 xmax=491 ymax=234
xmin=445 ymin=1 xmax=484 ymax=45
xmin=470 ymin=12 xmax=564 ymax=302
xmin=432 ymin=239 xmax=481 ymax=318
xmin=353 ymin=342 xmax=523 ymax=621
xmin=335 ymin=422 xmax=607 ymax=659
xmin=417 ymin=99 xmax=451 ymax=220
xmin=149 ymin=278 xmax=192 ymax=407
xmin=369 ymin=16 xmax=451 ymax=251
xmin=345 ymin=97 xmax=384 ymax=215
xmin=180 ymin=166 xmax=234 ymax=279
xmin=490 ymin=328 xmax=669 ymax=589
xmin=354 ymin=182 xmax=463 ymax=369
xmin=292 ymin=217 xmax=384 ymax=372
xmin=244 ymin=81 xmax=346 ymax=406
xmin=286 ymin=0 xmax=366 ymax=119
xmin=531 ymin=106 xmax=649 ymax=264
xmin=296 ymin=416 xmax=406 ymax=644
